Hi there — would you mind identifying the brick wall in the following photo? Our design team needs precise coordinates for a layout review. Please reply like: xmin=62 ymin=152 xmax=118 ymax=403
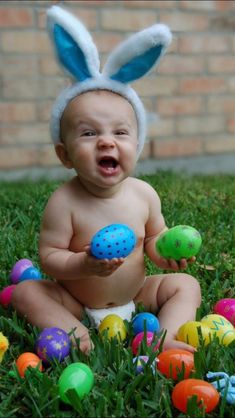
xmin=0 ymin=0 xmax=235 ymax=171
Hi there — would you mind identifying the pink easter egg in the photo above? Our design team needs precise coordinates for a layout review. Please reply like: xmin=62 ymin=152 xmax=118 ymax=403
xmin=10 ymin=259 xmax=33 ymax=284
xmin=0 ymin=285 xmax=17 ymax=307
xmin=131 ymin=331 xmax=160 ymax=355
xmin=214 ymin=298 xmax=235 ymax=326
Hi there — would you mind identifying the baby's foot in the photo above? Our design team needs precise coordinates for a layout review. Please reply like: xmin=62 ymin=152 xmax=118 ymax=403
xmin=78 ymin=332 xmax=94 ymax=354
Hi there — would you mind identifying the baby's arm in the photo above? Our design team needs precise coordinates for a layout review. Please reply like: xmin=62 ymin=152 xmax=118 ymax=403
xmin=143 ymin=185 xmax=193 ymax=270
xmin=39 ymin=189 xmax=124 ymax=281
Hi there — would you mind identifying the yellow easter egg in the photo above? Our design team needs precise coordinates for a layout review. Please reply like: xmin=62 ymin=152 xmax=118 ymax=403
xmin=98 ymin=314 xmax=127 ymax=341
xmin=177 ymin=321 xmax=211 ymax=348
xmin=201 ymin=314 xmax=234 ymax=345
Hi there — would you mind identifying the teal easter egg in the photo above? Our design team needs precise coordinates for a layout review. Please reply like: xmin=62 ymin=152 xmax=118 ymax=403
xmin=156 ymin=225 xmax=202 ymax=261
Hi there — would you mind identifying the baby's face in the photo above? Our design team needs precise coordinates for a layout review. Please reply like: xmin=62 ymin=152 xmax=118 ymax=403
xmin=58 ymin=90 xmax=138 ymax=192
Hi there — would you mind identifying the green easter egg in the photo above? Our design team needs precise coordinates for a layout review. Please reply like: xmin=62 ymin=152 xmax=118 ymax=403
xmin=156 ymin=225 xmax=202 ymax=261
xmin=58 ymin=362 xmax=94 ymax=404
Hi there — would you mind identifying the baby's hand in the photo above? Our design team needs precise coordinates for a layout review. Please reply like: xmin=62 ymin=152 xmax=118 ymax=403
xmin=83 ymin=245 xmax=125 ymax=277
xmin=157 ymin=255 xmax=196 ymax=271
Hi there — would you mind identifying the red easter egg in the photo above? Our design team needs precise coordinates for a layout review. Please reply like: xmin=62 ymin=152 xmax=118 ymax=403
xmin=172 ymin=379 xmax=220 ymax=413
xmin=157 ymin=349 xmax=194 ymax=380
xmin=0 ymin=285 xmax=17 ymax=307
xmin=214 ymin=298 xmax=235 ymax=326
xmin=131 ymin=331 xmax=160 ymax=355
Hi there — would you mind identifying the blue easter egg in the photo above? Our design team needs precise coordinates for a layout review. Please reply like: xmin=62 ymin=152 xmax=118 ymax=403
xmin=19 ymin=267 xmax=42 ymax=282
xmin=90 ymin=223 xmax=137 ymax=259
xmin=132 ymin=312 xmax=160 ymax=335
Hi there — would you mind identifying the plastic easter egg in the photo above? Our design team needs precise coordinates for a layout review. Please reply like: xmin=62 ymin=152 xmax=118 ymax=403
xmin=16 ymin=352 xmax=43 ymax=377
xmin=132 ymin=312 xmax=160 ymax=335
xmin=98 ymin=314 xmax=127 ymax=341
xmin=10 ymin=258 xmax=33 ymax=283
xmin=157 ymin=349 xmax=194 ymax=380
xmin=0 ymin=332 xmax=9 ymax=362
xmin=177 ymin=321 xmax=211 ymax=348
xmin=0 ymin=285 xmax=17 ymax=307
xmin=90 ymin=223 xmax=137 ymax=259
xmin=156 ymin=225 xmax=202 ymax=261
xmin=131 ymin=331 xmax=160 ymax=355
xmin=172 ymin=378 xmax=220 ymax=413
xmin=214 ymin=298 xmax=235 ymax=326
xmin=19 ymin=266 xmax=41 ymax=282
xmin=58 ymin=362 xmax=94 ymax=404
xmin=133 ymin=355 xmax=156 ymax=374
xmin=35 ymin=327 xmax=70 ymax=363
xmin=201 ymin=314 xmax=235 ymax=346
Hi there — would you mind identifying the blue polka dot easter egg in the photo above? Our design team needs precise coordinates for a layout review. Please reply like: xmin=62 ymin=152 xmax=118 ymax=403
xmin=90 ymin=224 xmax=137 ymax=259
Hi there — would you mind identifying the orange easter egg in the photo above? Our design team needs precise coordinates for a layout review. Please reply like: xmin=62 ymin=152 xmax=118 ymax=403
xmin=16 ymin=352 xmax=43 ymax=377
xmin=172 ymin=379 xmax=220 ymax=413
xmin=157 ymin=349 xmax=194 ymax=380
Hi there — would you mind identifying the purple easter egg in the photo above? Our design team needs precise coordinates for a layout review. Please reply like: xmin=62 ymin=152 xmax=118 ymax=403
xmin=19 ymin=267 xmax=42 ymax=282
xmin=10 ymin=259 xmax=33 ymax=284
xmin=35 ymin=327 xmax=70 ymax=364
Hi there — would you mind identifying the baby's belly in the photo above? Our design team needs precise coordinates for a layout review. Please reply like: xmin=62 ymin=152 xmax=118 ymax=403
xmin=60 ymin=257 xmax=146 ymax=308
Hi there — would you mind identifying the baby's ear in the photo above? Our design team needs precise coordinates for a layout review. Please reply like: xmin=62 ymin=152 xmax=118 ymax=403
xmin=55 ymin=143 xmax=73 ymax=169
xmin=103 ymin=24 xmax=172 ymax=83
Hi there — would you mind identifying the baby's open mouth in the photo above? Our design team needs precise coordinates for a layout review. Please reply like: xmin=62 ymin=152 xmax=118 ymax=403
xmin=98 ymin=157 xmax=118 ymax=169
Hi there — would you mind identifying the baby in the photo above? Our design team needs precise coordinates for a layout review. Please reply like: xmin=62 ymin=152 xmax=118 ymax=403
xmin=12 ymin=6 xmax=201 ymax=354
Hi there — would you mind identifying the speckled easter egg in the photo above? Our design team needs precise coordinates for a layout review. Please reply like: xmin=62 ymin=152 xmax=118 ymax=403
xmin=156 ymin=225 xmax=202 ymax=261
xmin=133 ymin=355 xmax=156 ymax=374
xmin=10 ymin=259 xmax=33 ymax=284
xmin=35 ymin=327 xmax=70 ymax=363
xmin=201 ymin=314 xmax=235 ymax=346
xmin=214 ymin=298 xmax=235 ymax=326
xmin=90 ymin=223 xmax=137 ymax=259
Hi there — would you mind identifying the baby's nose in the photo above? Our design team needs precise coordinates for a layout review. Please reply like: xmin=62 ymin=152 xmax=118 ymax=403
xmin=97 ymin=135 xmax=115 ymax=148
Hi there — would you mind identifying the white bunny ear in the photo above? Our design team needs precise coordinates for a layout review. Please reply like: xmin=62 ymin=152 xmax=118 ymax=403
xmin=47 ymin=5 xmax=100 ymax=81
xmin=103 ymin=24 xmax=172 ymax=83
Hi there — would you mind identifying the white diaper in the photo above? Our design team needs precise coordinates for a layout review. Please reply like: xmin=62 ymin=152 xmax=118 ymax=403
xmin=85 ymin=300 xmax=136 ymax=328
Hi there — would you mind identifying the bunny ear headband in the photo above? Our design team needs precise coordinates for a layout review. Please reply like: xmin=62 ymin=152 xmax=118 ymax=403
xmin=47 ymin=5 xmax=172 ymax=159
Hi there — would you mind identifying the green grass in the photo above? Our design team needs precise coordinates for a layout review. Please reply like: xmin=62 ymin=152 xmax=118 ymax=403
xmin=0 ymin=171 xmax=234 ymax=417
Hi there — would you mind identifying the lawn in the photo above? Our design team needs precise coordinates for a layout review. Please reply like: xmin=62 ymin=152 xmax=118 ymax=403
xmin=0 ymin=171 xmax=234 ymax=417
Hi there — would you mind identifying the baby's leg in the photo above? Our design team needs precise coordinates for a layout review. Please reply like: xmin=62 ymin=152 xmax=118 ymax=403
xmin=11 ymin=279 xmax=92 ymax=354
xmin=134 ymin=273 xmax=201 ymax=352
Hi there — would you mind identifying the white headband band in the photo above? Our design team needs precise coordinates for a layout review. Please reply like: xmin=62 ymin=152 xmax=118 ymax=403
xmin=47 ymin=5 xmax=172 ymax=159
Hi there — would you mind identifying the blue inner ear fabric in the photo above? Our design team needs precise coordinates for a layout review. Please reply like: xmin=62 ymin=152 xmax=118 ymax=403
xmin=111 ymin=44 xmax=163 ymax=83
xmin=53 ymin=24 xmax=91 ymax=81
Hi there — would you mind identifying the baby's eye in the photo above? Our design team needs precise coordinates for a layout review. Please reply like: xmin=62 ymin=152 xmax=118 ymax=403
xmin=82 ymin=130 xmax=96 ymax=137
xmin=115 ymin=130 xmax=128 ymax=136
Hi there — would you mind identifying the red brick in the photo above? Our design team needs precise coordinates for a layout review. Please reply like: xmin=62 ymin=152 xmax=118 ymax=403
xmin=159 ymin=12 xmax=209 ymax=31
xmin=38 ymin=145 xmax=59 ymax=166
xmin=39 ymin=56 xmax=62 ymax=76
xmin=176 ymin=116 xmax=225 ymax=135
xmin=1 ymin=56 xmax=37 ymax=77
xmin=148 ymin=117 xmax=175 ymax=138
xmin=135 ymin=76 xmax=177 ymax=96
xmin=2 ymin=31 xmax=50 ymax=53
xmin=208 ymin=57 xmax=235 ymax=74
xmin=3 ymin=78 xmax=40 ymax=100
xmin=138 ymin=142 xmax=151 ymax=161
xmin=0 ymin=124 xmax=50 ymax=145
xmin=152 ymin=137 xmax=202 ymax=158
xmin=0 ymin=8 xmax=33 ymax=27
xmin=0 ymin=147 xmax=38 ymax=169
xmin=123 ymin=1 xmax=178 ymax=8
xmin=227 ymin=117 xmax=235 ymax=133
xmin=0 ymin=103 xmax=36 ymax=123
xmin=101 ymin=9 xmax=157 ymax=31
xmin=180 ymin=1 xmax=217 ymax=11
xmin=179 ymin=77 xmax=226 ymax=94
xmin=207 ymin=96 xmax=235 ymax=114
xmin=159 ymin=55 xmax=205 ymax=74
xmin=179 ymin=35 xmax=231 ymax=54
xmin=37 ymin=101 xmax=54 ymax=122
xmin=204 ymin=136 xmax=235 ymax=153
xmin=37 ymin=7 xmax=98 ymax=30
xmin=157 ymin=97 xmax=203 ymax=116
xmin=94 ymin=33 xmax=124 ymax=53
